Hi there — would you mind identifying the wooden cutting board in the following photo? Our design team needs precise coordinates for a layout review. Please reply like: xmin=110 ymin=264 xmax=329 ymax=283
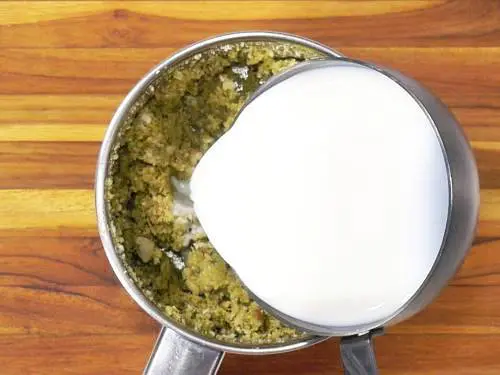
xmin=1 ymin=1 xmax=500 ymax=374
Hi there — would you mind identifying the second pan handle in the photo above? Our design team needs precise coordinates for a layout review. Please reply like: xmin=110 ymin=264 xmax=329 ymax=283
xmin=340 ymin=329 xmax=382 ymax=375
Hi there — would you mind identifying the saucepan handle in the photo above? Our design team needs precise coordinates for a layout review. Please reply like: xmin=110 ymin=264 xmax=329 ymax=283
xmin=144 ymin=326 xmax=225 ymax=375
xmin=340 ymin=330 xmax=381 ymax=375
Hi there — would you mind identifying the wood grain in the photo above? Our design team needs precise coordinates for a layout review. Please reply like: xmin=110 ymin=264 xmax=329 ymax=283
xmin=1 ymin=1 xmax=439 ymax=24
xmin=2 ymin=334 xmax=500 ymax=375
xmin=1 ymin=1 xmax=500 ymax=48
xmin=0 ymin=143 xmax=99 ymax=188
xmin=1 ymin=1 xmax=500 ymax=374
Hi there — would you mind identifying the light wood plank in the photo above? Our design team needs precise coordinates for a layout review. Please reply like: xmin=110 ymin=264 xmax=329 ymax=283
xmin=0 ymin=1 xmax=443 ymax=25
xmin=0 ymin=188 xmax=497 ymax=234
xmin=0 ymin=94 xmax=122 ymax=124
xmin=0 ymin=190 xmax=95 ymax=229
xmin=1 ymin=127 xmax=500 ymax=145
xmin=0 ymin=140 xmax=498 ymax=191
xmin=0 ymin=124 xmax=105 ymax=141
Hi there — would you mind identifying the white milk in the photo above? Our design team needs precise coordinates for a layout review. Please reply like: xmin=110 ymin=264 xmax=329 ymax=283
xmin=190 ymin=65 xmax=449 ymax=327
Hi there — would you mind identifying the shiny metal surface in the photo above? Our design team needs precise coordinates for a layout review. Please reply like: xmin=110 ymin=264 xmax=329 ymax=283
xmin=233 ymin=57 xmax=478 ymax=374
xmin=238 ymin=58 xmax=480 ymax=337
xmin=95 ymin=31 xmax=342 ymax=374
xmin=96 ymin=31 xmax=479 ymax=375
xmin=340 ymin=331 xmax=380 ymax=375
xmin=144 ymin=327 xmax=224 ymax=375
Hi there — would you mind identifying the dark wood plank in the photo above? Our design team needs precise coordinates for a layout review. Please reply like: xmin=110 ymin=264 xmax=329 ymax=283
xmin=221 ymin=335 xmax=500 ymax=375
xmin=0 ymin=236 xmax=114 ymax=286
xmin=0 ymin=142 xmax=99 ymax=189
xmin=1 ymin=334 xmax=499 ymax=375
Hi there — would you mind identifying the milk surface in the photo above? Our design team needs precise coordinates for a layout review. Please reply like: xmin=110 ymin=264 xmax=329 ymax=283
xmin=190 ymin=65 xmax=449 ymax=327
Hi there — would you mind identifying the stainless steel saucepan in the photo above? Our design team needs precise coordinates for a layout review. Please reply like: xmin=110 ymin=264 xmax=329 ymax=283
xmin=96 ymin=31 xmax=479 ymax=375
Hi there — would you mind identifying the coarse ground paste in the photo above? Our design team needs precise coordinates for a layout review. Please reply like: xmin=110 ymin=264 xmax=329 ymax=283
xmin=107 ymin=41 xmax=325 ymax=344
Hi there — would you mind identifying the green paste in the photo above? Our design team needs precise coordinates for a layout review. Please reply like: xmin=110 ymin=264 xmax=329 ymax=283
xmin=106 ymin=41 xmax=325 ymax=344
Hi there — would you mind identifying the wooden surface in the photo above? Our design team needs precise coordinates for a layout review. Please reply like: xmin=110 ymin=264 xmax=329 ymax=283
xmin=1 ymin=1 xmax=500 ymax=374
